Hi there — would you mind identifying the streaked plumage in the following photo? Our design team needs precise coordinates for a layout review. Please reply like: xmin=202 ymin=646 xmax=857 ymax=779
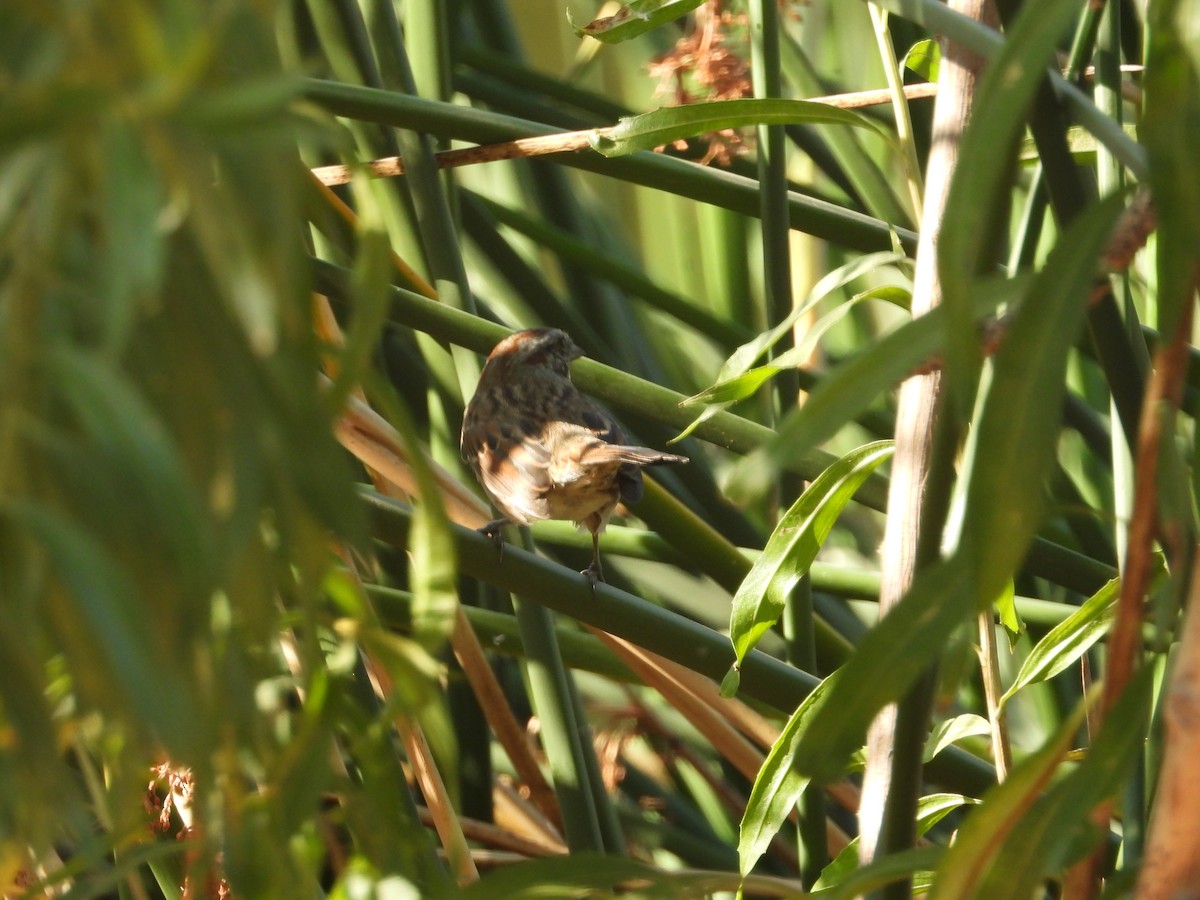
xmin=461 ymin=328 xmax=687 ymax=584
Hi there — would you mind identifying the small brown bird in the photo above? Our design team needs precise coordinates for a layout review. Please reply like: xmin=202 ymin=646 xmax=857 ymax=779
xmin=461 ymin=328 xmax=687 ymax=585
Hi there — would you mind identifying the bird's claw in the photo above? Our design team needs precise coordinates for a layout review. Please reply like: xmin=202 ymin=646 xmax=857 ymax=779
xmin=581 ymin=561 xmax=605 ymax=596
xmin=479 ymin=519 xmax=508 ymax=562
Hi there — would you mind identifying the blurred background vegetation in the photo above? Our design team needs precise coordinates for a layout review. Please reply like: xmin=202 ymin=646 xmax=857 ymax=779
xmin=1 ymin=0 xmax=1196 ymax=896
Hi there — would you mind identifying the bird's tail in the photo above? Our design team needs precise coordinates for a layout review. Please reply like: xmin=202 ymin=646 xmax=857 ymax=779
xmin=587 ymin=445 xmax=688 ymax=467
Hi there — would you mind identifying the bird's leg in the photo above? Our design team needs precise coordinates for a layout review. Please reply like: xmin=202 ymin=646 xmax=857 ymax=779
xmin=581 ymin=528 xmax=605 ymax=593
xmin=479 ymin=518 xmax=510 ymax=561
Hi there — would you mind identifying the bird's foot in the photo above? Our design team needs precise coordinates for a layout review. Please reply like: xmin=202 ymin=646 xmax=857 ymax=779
xmin=581 ymin=560 xmax=606 ymax=596
xmin=479 ymin=519 xmax=509 ymax=561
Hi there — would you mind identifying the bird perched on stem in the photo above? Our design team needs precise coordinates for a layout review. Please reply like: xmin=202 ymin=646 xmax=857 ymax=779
xmin=461 ymin=328 xmax=687 ymax=586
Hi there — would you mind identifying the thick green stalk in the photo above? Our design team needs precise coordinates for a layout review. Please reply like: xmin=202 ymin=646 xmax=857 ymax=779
xmin=750 ymin=0 xmax=826 ymax=880
xmin=365 ymin=492 xmax=1000 ymax=799
xmin=510 ymin=582 xmax=608 ymax=852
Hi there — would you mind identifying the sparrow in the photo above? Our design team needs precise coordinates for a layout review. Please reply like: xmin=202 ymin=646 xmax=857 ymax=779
xmin=460 ymin=328 xmax=687 ymax=586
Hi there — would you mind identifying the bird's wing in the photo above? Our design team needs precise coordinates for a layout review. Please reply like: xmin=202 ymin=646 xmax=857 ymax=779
xmin=463 ymin=419 xmax=555 ymax=524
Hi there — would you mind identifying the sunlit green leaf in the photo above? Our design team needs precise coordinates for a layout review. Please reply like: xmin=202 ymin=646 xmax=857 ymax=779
xmin=938 ymin=0 xmax=1091 ymax=421
xmin=958 ymin=193 xmax=1126 ymax=609
xmin=995 ymin=579 xmax=1021 ymax=636
xmin=813 ymin=847 xmax=942 ymax=900
xmin=720 ymin=251 xmax=909 ymax=379
xmin=569 ymin=0 xmax=707 ymax=43
xmin=928 ymin=695 xmax=1090 ymax=899
xmin=589 ymin=99 xmax=884 ymax=157
xmin=815 ymin=793 xmax=976 ymax=890
xmin=739 ymin=671 xmax=841 ymax=876
xmin=936 ymin=670 xmax=1152 ymax=899
xmin=903 ymin=39 xmax=940 ymax=80
xmin=923 ymin=714 xmax=991 ymax=762
xmin=681 ymin=365 xmax=783 ymax=409
xmin=791 ymin=554 xmax=975 ymax=783
xmin=999 ymin=577 xmax=1119 ymax=707
xmin=771 ymin=285 xmax=912 ymax=370
xmin=675 ymin=252 xmax=907 ymax=443
xmin=729 ymin=441 xmax=894 ymax=670
xmin=727 ymin=273 xmax=1030 ymax=500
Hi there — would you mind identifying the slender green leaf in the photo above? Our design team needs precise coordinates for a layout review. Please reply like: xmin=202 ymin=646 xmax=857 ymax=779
xmin=790 ymin=554 xmax=975 ymax=782
xmin=958 ymin=193 xmax=1126 ymax=608
xmin=682 ymin=365 xmax=783 ymax=409
xmin=999 ymin=577 xmax=1119 ymax=707
xmin=814 ymin=847 xmax=943 ymax=900
xmin=739 ymin=671 xmax=841 ymax=876
xmin=8 ymin=505 xmax=196 ymax=749
xmin=771 ymin=285 xmax=913 ymax=370
xmin=676 ymin=252 xmax=907 ymax=441
xmin=98 ymin=121 xmax=165 ymax=354
xmin=349 ymin=206 xmax=457 ymax=653
xmin=903 ymin=39 xmax=940 ymax=80
xmin=788 ymin=196 xmax=1125 ymax=781
xmin=721 ymin=252 xmax=909 ymax=378
xmin=995 ymin=579 xmax=1021 ymax=636
xmin=923 ymin=714 xmax=991 ymax=763
xmin=354 ymin=625 xmax=457 ymax=777
xmin=727 ymin=274 xmax=1030 ymax=501
xmin=569 ymin=0 xmax=707 ymax=43
xmin=814 ymin=793 xmax=977 ymax=891
xmin=938 ymin=0 xmax=1088 ymax=421
xmin=589 ymin=99 xmax=884 ymax=158
xmin=729 ymin=442 xmax=894 ymax=670
xmin=927 ymin=695 xmax=1090 ymax=900
xmin=936 ymin=670 xmax=1152 ymax=899
xmin=1142 ymin=0 xmax=1200 ymax=337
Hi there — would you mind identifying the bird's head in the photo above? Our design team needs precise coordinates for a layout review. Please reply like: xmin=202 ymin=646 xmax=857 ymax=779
xmin=484 ymin=328 xmax=582 ymax=379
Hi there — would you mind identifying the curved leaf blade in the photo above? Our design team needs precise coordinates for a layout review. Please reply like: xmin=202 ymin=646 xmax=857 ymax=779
xmin=815 ymin=793 xmax=978 ymax=890
xmin=675 ymin=251 xmax=907 ymax=443
xmin=999 ymin=577 xmax=1119 ymax=708
xmin=569 ymin=0 xmax=707 ymax=43
xmin=958 ymin=192 xmax=1126 ymax=608
xmin=927 ymin=695 xmax=1090 ymax=900
xmin=938 ymin=0 xmax=1090 ymax=420
xmin=739 ymin=671 xmax=841 ymax=876
xmin=790 ymin=554 xmax=975 ymax=782
xmin=727 ymin=273 xmax=1028 ymax=500
xmin=934 ymin=670 xmax=1152 ymax=899
xmin=923 ymin=714 xmax=991 ymax=763
xmin=787 ymin=194 xmax=1127 ymax=782
xmin=589 ymin=99 xmax=883 ymax=158
xmin=729 ymin=441 xmax=895 ymax=669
